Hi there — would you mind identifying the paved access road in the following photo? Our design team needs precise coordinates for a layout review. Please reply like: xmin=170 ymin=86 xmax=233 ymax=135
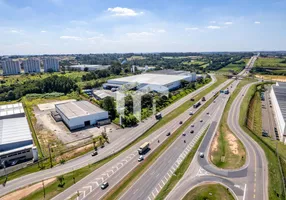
xmin=52 ymin=78 xmax=233 ymax=200
xmin=0 ymin=75 xmax=222 ymax=196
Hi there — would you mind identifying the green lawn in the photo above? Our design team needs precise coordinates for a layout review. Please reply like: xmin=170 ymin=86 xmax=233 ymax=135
xmin=254 ymin=57 xmax=286 ymax=75
xmin=182 ymin=183 xmax=235 ymax=200
xmin=218 ymin=58 xmax=249 ymax=73
xmin=182 ymin=60 xmax=206 ymax=66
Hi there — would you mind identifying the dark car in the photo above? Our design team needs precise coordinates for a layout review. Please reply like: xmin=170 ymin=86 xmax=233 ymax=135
xmin=92 ymin=151 xmax=98 ymax=156
xmin=166 ymin=132 xmax=171 ymax=136
xmin=101 ymin=182 xmax=109 ymax=189
xmin=179 ymin=121 xmax=183 ymax=124
xmin=190 ymin=130 xmax=194 ymax=134
xmin=182 ymin=133 xmax=186 ymax=136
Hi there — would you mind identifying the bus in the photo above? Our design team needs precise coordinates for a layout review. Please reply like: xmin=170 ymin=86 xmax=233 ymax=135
xmin=138 ymin=142 xmax=150 ymax=154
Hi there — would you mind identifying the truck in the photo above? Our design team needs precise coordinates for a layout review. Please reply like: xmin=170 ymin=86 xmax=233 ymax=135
xmin=138 ymin=142 xmax=150 ymax=154
xmin=155 ymin=113 xmax=162 ymax=120
xmin=193 ymin=102 xmax=201 ymax=109
xmin=202 ymin=97 xmax=206 ymax=101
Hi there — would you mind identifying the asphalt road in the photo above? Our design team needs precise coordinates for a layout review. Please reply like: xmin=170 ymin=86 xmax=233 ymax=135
xmin=52 ymin=78 xmax=233 ymax=200
xmin=0 ymin=75 xmax=220 ymax=197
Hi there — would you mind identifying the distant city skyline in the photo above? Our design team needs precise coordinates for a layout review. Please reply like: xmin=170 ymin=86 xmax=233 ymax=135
xmin=0 ymin=0 xmax=286 ymax=55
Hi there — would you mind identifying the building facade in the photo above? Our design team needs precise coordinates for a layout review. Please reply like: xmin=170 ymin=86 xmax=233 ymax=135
xmin=2 ymin=60 xmax=21 ymax=75
xmin=43 ymin=58 xmax=59 ymax=72
xmin=23 ymin=58 xmax=41 ymax=73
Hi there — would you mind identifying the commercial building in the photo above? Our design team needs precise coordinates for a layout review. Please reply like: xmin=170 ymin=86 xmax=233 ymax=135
xmin=55 ymin=101 xmax=110 ymax=130
xmin=93 ymin=90 xmax=115 ymax=100
xmin=103 ymin=73 xmax=196 ymax=92
xmin=270 ymin=82 xmax=286 ymax=143
xmin=23 ymin=58 xmax=41 ymax=73
xmin=0 ymin=103 xmax=37 ymax=167
xmin=2 ymin=60 xmax=21 ymax=76
xmin=43 ymin=58 xmax=59 ymax=72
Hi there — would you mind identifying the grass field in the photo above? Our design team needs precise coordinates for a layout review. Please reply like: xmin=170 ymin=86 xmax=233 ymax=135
xmin=255 ymin=74 xmax=286 ymax=82
xmin=210 ymin=79 xmax=255 ymax=169
xmin=240 ymin=82 xmax=286 ymax=200
xmin=182 ymin=183 xmax=235 ymax=200
xmin=126 ymin=56 xmax=145 ymax=61
xmin=218 ymin=58 xmax=249 ymax=73
xmin=254 ymin=57 xmax=286 ymax=75
xmin=182 ymin=60 xmax=206 ymax=66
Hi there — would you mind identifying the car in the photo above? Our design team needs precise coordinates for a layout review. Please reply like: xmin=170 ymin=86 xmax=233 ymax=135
xmin=191 ymin=124 xmax=195 ymax=127
xmin=200 ymin=119 xmax=203 ymax=122
xmin=166 ymin=132 xmax=171 ymax=136
xmin=101 ymin=182 xmax=109 ymax=189
xmin=213 ymin=100 xmax=216 ymax=103
xmin=190 ymin=130 xmax=194 ymax=134
xmin=199 ymin=152 xmax=204 ymax=158
xmin=179 ymin=121 xmax=183 ymax=124
xmin=182 ymin=133 xmax=186 ymax=136
xmin=138 ymin=155 xmax=144 ymax=162
xmin=101 ymin=145 xmax=105 ymax=148
xmin=262 ymin=131 xmax=268 ymax=137
xmin=91 ymin=151 xmax=98 ymax=156
xmin=189 ymin=111 xmax=194 ymax=115
xmin=206 ymin=112 xmax=209 ymax=115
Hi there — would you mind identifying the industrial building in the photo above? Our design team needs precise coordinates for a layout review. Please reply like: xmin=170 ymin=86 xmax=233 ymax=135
xmin=43 ymin=58 xmax=60 ymax=72
xmin=270 ymin=82 xmax=286 ymax=143
xmin=2 ymin=60 xmax=21 ymax=76
xmin=0 ymin=103 xmax=37 ymax=167
xmin=23 ymin=58 xmax=41 ymax=73
xmin=55 ymin=101 xmax=110 ymax=130
xmin=67 ymin=64 xmax=110 ymax=71
xmin=103 ymin=72 xmax=196 ymax=92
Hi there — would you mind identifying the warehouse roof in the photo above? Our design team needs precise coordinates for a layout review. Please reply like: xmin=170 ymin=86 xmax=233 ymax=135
xmin=273 ymin=82 xmax=286 ymax=121
xmin=0 ymin=117 xmax=32 ymax=146
xmin=0 ymin=103 xmax=24 ymax=118
xmin=56 ymin=101 xmax=106 ymax=119
xmin=108 ymin=73 xmax=190 ymax=86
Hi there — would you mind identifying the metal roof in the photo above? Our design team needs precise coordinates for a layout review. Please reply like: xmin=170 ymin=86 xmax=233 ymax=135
xmin=108 ymin=73 xmax=191 ymax=86
xmin=0 ymin=103 xmax=24 ymax=117
xmin=0 ymin=117 xmax=32 ymax=146
xmin=56 ymin=101 xmax=106 ymax=119
xmin=273 ymin=82 xmax=286 ymax=121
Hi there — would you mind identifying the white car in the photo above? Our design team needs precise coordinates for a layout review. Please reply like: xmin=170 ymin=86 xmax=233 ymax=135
xmin=189 ymin=111 xmax=194 ymax=115
xmin=138 ymin=155 xmax=144 ymax=162
xmin=199 ymin=152 xmax=204 ymax=158
xmin=200 ymin=119 xmax=203 ymax=122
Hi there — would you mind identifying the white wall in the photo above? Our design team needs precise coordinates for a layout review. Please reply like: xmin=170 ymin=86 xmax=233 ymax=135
xmin=270 ymin=87 xmax=286 ymax=143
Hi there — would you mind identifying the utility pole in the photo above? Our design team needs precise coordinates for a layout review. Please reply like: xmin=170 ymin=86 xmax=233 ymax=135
xmin=42 ymin=180 xmax=45 ymax=198
xmin=48 ymin=144 xmax=53 ymax=168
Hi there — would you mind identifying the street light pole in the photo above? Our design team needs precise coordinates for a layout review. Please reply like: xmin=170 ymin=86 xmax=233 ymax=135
xmin=48 ymin=144 xmax=53 ymax=168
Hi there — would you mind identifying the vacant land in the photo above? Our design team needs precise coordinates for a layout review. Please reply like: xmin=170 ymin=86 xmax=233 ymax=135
xmin=182 ymin=183 xmax=235 ymax=200
xmin=254 ymin=57 xmax=286 ymax=75
xmin=126 ymin=55 xmax=145 ymax=61
xmin=255 ymin=74 xmax=286 ymax=82
xmin=218 ymin=58 xmax=249 ymax=73
xmin=182 ymin=60 xmax=206 ymax=66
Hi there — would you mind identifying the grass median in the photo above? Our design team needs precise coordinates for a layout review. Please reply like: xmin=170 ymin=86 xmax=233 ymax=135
xmin=155 ymin=126 xmax=208 ymax=200
xmin=210 ymin=79 xmax=255 ymax=169
xmin=102 ymin=93 xmax=219 ymax=200
xmin=182 ymin=183 xmax=235 ymax=200
xmin=1 ymin=76 xmax=229 ymax=199
xmin=240 ymin=82 xmax=285 ymax=200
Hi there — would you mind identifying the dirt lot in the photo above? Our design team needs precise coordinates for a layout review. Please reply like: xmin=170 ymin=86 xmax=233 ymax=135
xmin=0 ymin=178 xmax=56 ymax=200
xmin=34 ymin=100 xmax=119 ymax=148
xmin=256 ymin=75 xmax=286 ymax=82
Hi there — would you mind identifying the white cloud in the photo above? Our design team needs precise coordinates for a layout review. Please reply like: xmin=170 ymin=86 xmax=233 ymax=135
xmin=207 ymin=25 xmax=221 ymax=29
xmin=224 ymin=22 xmax=233 ymax=25
xmin=209 ymin=21 xmax=216 ymax=24
xmin=60 ymin=36 xmax=83 ymax=41
xmin=126 ymin=32 xmax=154 ymax=37
xmin=107 ymin=7 xmax=143 ymax=16
xmin=156 ymin=29 xmax=166 ymax=33
xmin=41 ymin=30 xmax=47 ymax=33
xmin=254 ymin=21 xmax=261 ymax=24
xmin=70 ymin=20 xmax=88 ymax=25
xmin=185 ymin=27 xmax=199 ymax=31
xmin=10 ymin=29 xmax=24 ymax=34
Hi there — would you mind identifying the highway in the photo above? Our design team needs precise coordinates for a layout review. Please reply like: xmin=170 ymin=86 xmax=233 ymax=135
xmin=0 ymin=74 xmax=223 ymax=196
xmin=52 ymin=77 xmax=233 ymax=200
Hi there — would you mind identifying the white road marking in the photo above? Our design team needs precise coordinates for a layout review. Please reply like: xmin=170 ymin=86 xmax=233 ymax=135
xmin=243 ymin=184 xmax=247 ymax=200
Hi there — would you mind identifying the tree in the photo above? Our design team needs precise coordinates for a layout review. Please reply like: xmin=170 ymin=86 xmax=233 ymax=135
xmin=141 ymin=94 xmax=153 ymax=108
xmin=84 ymin=67 xmax=89 ymax=72
xmin=125 ymin=95 xmax=133 ymax=114
xmin=57 ymin=175 xmax=65 ymax=187
xmin=101 ymin=96 xmax=117 ymax=120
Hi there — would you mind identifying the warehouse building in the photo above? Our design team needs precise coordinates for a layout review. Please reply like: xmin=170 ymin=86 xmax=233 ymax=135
xmin=0 ymin=103 xmax=37 ymax=167
xmin=2 ymin=60 xmax=21 ymax=76
xmin=23 ymin=58 xmax=41 ymax=73
xmin=270 ymin=82 xmax=286 ymax=143
xmin=55 ymin=101 xmax=110 ymax=130
xmin=103 ymin=73 xmax=196 ymax=92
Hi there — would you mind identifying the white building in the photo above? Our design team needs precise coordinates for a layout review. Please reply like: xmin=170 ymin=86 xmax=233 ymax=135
xmin=23 ymin=58 xmax=41 ymax=73
xmin=2 ymin=60 xmax=21 ymax=75
xmin=0 ymin=103 xmax=37 ymax=167
xmin=103 ymin=73 xmax=197 ymax=92
xmin=43 ymin=58 xmax=59 ymax=72
xmin=55 ymin=101 xmax=110 ymax=130
xmin=270 ymin=82 xmax=286 ymax=143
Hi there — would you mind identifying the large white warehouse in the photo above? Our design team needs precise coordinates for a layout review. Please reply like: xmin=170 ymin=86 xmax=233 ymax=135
xmin=103 ymin=73 xmax=196 ymax=92
xmin=270 ymin=82 xmax=286 ymax=143
xmin=55 ymin=101 xmax=110 ymax=130
xmin=0 ymin=103 xmax=37 ymax=167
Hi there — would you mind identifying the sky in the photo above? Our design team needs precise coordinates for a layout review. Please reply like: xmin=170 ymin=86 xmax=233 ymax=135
xmin=0 ymin=0 xmax=286 ymax=55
